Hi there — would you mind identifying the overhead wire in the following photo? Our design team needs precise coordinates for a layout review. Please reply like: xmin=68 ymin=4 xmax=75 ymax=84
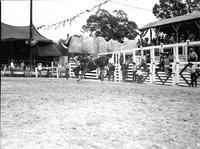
xmin=110 ymin=0 xmax=152 ymax=11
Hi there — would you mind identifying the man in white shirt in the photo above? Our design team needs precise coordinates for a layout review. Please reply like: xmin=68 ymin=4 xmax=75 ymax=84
xmin=10 ymin=59 xmax=15 ymax=77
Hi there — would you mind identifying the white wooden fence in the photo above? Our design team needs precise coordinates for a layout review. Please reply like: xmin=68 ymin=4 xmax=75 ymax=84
xmin=3 ymin=41 xmax=200 ymax=87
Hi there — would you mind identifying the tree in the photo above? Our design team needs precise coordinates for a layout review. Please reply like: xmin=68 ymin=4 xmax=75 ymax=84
xmin=82 ymin=9 xmax=138 ymax=43
xmin=153 ymin=0 xmax=200 ymax=19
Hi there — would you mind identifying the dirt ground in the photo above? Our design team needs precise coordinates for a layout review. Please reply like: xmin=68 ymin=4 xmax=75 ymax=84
xmin=1 ymin=77 xmax=200 ymax=149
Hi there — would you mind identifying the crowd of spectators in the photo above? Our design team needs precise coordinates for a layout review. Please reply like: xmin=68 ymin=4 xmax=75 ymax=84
xmin=137 ymin=30 xmax=198 ymax=48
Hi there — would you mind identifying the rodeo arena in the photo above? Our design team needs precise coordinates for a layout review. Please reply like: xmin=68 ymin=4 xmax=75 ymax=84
xmin=1 ymin=3 xmax=200 ymax=149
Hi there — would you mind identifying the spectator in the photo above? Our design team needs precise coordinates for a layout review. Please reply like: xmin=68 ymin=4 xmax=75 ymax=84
xmin=1 ymin=65 xmax=7 ymax=76
xmin=159 ymin=35 xmax=165 ymax=44
xmin=186 ymin=30 xmax=195 ymax=42
xmin=179 ymin=35 xmax=185 ymax=43
xmin=163 ymin=52 xmax=171 ymax=75
xmin=169 ymin=33 xmax=176 ymax=44
xmin=145 ymin=53 xmax=151 ymax=63
xmin=136 ymin=39 xmax=141 ymax=48
xmin=138 ymin=59 xmax=148 ymax=72
xmin=58 ymin=61 xmax=62 ymax=78
xmin=107 ymin=63 xmax=115 ymax=81
xmin=64 ymin=62 xmax=70 ymax=79
xmin=37 ymin=63 xmax=42 ymax=77
xmin=10 ymin=59 xmax=15 ymax=77
xmin=20 ymin=61 xmax=25 ymax=76
xmin=121 ymin=62 xmax=129 ymax=82
xmin=141 ymin=38 xmax=145 ymax=47
xmin=107 ymin=56 xmax=115 ymax=81
xmin=20 ymin=61 xmax=25 ymax=70
xmin=25 ymin=65 xmax=31 ymax=77
xmin=169 ymin=52 xmax=174 ymax=63
xmin=164 ymin=35 xmax=170 ymax=44
xmin=152 ymin=38 xmax=157 ymax=45
xmin=188 ymin=63 xmax=197 ymax=87
xmin=144 ymin=37 xmax=149 ymax=47
xmin=158 ymin=52 xmax=165 ymax=69
xmin=188 ymin=47 xmax=198 ymax=62
xmin=132 ymin=62 xmax=137 ymax=82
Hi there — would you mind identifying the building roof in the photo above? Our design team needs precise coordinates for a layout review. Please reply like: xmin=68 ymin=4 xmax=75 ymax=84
xmin=140 ymin=11 xmax=200 ymax=30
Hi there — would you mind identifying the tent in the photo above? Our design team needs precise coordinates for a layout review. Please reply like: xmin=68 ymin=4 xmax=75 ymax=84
xmin=1 ymin=23 xmax=62 ymax=62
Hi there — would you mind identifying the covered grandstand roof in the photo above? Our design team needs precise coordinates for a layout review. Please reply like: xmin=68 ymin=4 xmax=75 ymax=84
xmin=140 ymin=11 xmax=200 ymax=30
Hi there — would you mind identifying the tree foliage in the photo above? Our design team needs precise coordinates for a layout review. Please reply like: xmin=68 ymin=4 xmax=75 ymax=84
xmin=82 ymin=9 xmax=138 ymax=43
xmin=153 ymin=0 xmax=200 ymax=19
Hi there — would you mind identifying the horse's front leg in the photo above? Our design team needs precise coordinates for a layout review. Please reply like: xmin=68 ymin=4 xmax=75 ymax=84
xmin=77 ymin=69 xmax=87 ymax=81
xmin=99 ymin=68 xmax=105 ymax=81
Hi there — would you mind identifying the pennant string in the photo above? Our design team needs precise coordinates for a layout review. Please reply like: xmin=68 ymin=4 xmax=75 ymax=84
xmin=36 ymin=0 xmax=111 ymax=30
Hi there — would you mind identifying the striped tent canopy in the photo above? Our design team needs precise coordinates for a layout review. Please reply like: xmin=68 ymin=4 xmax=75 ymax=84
xmin=1 ymin=22 xmax=51 ymax=42
xmin=1 ymin=22 xmax=62 ymax=57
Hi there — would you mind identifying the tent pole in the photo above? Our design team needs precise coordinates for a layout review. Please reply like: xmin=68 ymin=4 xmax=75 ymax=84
xmin=29 ymin=0 xmax=33 ymax=68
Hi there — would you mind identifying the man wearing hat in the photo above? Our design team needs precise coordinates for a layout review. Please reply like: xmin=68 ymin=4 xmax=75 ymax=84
xmin=188 ymin=47 xmax=198 ymax=62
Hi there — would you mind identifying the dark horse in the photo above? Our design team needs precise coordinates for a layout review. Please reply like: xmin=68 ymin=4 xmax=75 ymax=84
xmin=73 ymin=54 xmax=112 ymax=81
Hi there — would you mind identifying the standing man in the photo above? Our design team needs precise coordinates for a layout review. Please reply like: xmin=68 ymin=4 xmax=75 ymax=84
xmin=188 ymin=63 xmax=197 ymax=87
xmin=188 ymin=47 xmax=198 ymax=62
xmin=163 ymin=53 xmax=171 ymax=75
xmin=132 ymin=62 xmax=137 ymax=82
xmin=10 ymin=59 xmax=15 ymax=77
xmin=65 ymin=62 xmax=69 ymax=79
xmin=121 ymin=61 xmax=129 ymax=82
xmin=107 ymin=55 xmax=115 ymax=81
xmin=37 ymin=63 xmax=42 ymax=77
xmin=57 ymin=61 xmax=62 ymax=78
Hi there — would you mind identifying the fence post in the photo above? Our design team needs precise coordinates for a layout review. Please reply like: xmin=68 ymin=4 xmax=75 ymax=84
xmin=51 ymin=61 xmax=53 ymax=77
xmin=151 ymin=48 xmax=155 ymax=83
xmin=35 ymin=67 xmax=38 ymax=78
xmin=56 ymin=67 xmax=59 ymax=78
xmin=185 ymin=45 xmax=188 ymax=62
xmin=172 ymin=63 xmax=176 ymax=86
xmin=174 ymin=46 xmax=180 ymax=85
xmin=149 ymin=63 xmax=153 ymax=83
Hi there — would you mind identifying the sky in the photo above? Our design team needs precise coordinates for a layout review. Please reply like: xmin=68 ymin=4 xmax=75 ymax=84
xmin=2 ymin=0 xmax=159 ymax=41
